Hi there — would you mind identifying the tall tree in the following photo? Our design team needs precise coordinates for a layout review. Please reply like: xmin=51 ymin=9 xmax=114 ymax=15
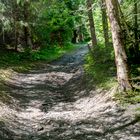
xmin=101 ymin=0 xmax=109 ymax=47
xmin=86 ymin=0 xmax=97 ymax=47
xmin=23 ymin=0 xmax=33 ymax=49
xmin=13 ymin=1 xmax=19 ymax=51
xmin=105 ymin=0 xmax=132 ymax=91
xmin=134 ymin=0 xmax=139 ymax=51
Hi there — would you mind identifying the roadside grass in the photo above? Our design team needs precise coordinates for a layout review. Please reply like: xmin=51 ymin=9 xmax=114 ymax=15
xmin=114 ymin=90 xmax=140 ymax=105
xmin=0 ymin=69 xmax=15 ymax=104
xmin=114 ymin=65 xmax=140 ymax=117
xmin=0 ymin=91 xmax=14 ymax=105
xmin=114 ymin=64 xmax=140 ymax=105
xmin=84 ymin=43 xmax=117 ymax=90
xmin=115 ymin=65 xmax=140 ymax=104
xmin=0 ymin=43 xmax=81 ymax=72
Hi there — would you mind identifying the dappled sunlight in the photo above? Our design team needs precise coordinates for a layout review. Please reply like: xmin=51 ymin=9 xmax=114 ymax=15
xmin=45 ymin=91 xmax=117 ymax=122
xmin=18 ymin=107 xmax=46 ymax=120
xmin=7 ymin=71 xmax=74 ymax=89
xmin=0 ymin=46 xmax=140 ymax=140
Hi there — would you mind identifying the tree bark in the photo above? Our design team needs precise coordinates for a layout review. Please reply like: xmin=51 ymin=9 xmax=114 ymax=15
xmin=23 ymin=0 xmax=33 ymax=49
xmin=101 ymin=0 xmax=109 ymax=47
xmin=105 ymin=0 xmax=132 ymax=91
xmin=86 ymin=0 xmax=97 ymax=48
xmin=77 ymin=26 xmax=84 ymax=42
xmin=14 ymin=22 xmax=18 ymax=51
xmin=13 ymin=1 xmax=19 ymax=51
xmin=72 ymin=30 xmax=78 ymax=43
xmin=134 ymin=0 xmax=139 ymax=50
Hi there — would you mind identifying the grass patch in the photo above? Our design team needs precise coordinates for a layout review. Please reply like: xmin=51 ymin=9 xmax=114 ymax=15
xmin=0 ymin=91 xmax=13 ymax=104
xmin=114 ymin=90 xmax=140 ymax=105
xmin=84 ymin=43 xmax=117 ymax=89
xmin=113 ymin=64 xmax=140 ymax=115
xmin=0 ymin=69 xmax=14 ymax=104
xmin=114 ymin=89 xmax=140 ymax=116
xmin=0 ymin=43 xmax=80 ymax=72
xmin=29 ymin=43 xmax=77 ymax=61
xmin=114 ymin=64 xmax=140 ymax=105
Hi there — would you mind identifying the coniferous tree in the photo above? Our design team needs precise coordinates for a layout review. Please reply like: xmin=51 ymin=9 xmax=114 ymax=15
xmin=101 ymin=0 xmax=109 ymax=47
xmin=86 ymin=0 xmax=97 ymax=47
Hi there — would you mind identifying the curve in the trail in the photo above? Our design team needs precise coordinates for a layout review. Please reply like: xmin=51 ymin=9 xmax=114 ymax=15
xmin=0 ymin=45 xmax=140 ymax=140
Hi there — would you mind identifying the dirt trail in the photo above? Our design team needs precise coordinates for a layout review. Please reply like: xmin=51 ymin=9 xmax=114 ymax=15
xmin=0 ymin=45 xmax=140 ymax=140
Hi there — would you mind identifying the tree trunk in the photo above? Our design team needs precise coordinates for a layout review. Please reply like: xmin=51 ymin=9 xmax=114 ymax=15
xmin=105 ymin=0 xmax=132 ymax=91
xmin=101 ymin=0 xmax=109 ymax=47
xmin=2 ymin=27 xmax=5 ymax=45
xmin=86 ymin=0 xmax=97 ymax=48
xmin=134 ymin=0 xmax=139 ymax=51
xmin=78 ymin=26 xmax=84 ymax=42
xmin=72 ymin=30 xmax=78 ymax=43
xmin=14 ymin=22 xmax=18 ymax=51
xmin=13 ymin=1 xmax=19 ymax=51
xmin=24 ymin=0 xmax=33 ymax=49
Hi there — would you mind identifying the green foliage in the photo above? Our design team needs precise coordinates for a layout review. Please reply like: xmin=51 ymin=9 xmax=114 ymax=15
xmin=94 ymin=7 xmax=105 ymax=43
xmin=0 ymin=43 xmax=77 ymax=72
xmin=84 ymin=43 xmax=116 ymax=89
xmin=23 ymin=43 xmax=76 ymax=61
xmin=120 ymin=0 xmax=140 ymax=63
xmin=34 ymin=0 xmax=82 ymax=46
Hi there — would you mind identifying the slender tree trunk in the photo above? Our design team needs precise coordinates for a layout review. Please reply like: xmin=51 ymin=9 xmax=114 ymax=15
xmin=72 ymin=30 xmax=78 ymax=43
xmin=86 ymin=0 xmax=97 ymax=48
xmin=2 ymin=27 xmax=5 ymax=45
xmin=105 ymin=0 xmax=132 ymax=91
xmin=14 ymin=22 xmax=18 ymax=51
xmin=24 ymin=0 xmax=33 ymax=49
xmin=13 ymin=1 xmax=19 ymax=51
xmin=101 ymin=0 xmax=109 ymax=47
xmin=134 ymin=0 xmax=138 ymax=50
xmin=77 ymin=26 xmax=84 ymax=42
xmin=58 ymin=31 xmax=62 ymax=46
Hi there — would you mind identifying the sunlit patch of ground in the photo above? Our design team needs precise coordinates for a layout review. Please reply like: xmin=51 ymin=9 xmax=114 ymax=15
xmin=0 ymin=46 xmax=140 ymax=140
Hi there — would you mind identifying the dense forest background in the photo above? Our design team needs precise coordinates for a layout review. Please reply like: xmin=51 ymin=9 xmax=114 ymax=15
xmin=0 ymin=0 xmax=140 ymax=92
xmin=0 ymin=0 xmax=140 ymax=139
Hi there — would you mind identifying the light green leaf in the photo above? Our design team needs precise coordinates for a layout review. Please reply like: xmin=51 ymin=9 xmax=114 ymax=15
xmin=17 ymin=0 xmax=21 ymax=4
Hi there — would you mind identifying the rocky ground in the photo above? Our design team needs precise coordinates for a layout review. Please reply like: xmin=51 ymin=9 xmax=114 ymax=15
xmin=0 ymin=45 xmax=140 ymax=140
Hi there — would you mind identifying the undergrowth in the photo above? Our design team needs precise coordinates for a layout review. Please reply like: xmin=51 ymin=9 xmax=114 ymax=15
xmin=114 ymin=90 xmax=140 ymax=105
xmin=114 ymin=64 xmax=140 ymax=105
xmin=84 ymin=43 xmax=117 ymax=89
xmin=114 ymin=89 xmax=140 ymax=117
xmin=0 ymin=43 xmax=79 ymax=72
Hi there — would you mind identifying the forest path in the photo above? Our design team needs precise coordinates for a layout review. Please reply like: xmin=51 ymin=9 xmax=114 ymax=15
xmin=0 ymin=45 xmax=140 ymax=140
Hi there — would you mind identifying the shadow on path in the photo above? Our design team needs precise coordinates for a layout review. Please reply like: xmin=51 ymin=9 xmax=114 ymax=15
xmin=0 ymin=45 xmax=140 ymax=140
